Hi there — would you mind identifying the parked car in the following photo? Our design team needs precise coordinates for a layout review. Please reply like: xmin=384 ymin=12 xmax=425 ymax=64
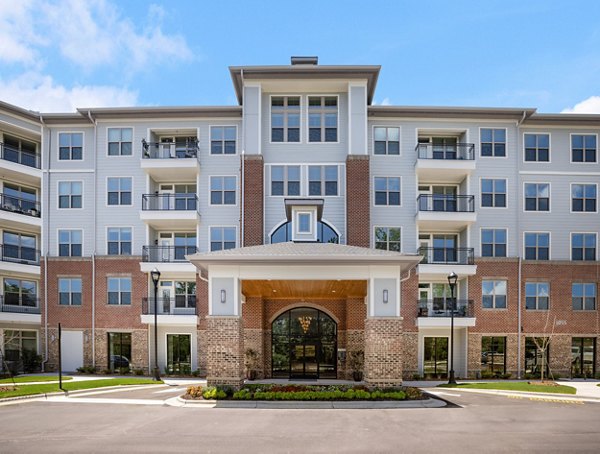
xmin=110 ymin=355 xmax=130 ymax=368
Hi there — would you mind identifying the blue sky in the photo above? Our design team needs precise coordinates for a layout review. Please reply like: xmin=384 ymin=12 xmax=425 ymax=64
xmin=1 ymin=0 xmax=599 ymax=113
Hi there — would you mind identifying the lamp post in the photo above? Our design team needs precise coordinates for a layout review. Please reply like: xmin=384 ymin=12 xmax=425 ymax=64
xmin=150 ymin=268 xmax=161 ymax=381
xmin=447 ymin=271 xmax=458 ymax=385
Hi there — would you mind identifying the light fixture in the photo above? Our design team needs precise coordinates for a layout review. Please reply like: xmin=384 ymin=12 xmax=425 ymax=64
xmin=220 ymin=289 xmax=226 ymax=304
xmin=150 ymin=268 xmax=161 ymax=286
xmin=150 ymin=268 xmax=161 ymax=381
xmin=447 ymin=271 xmax=458 ymax=385
xmin=383 ymin=289 xmax=389 ymax=304
xmin=298 ymin=315 xmax=312 ymax=334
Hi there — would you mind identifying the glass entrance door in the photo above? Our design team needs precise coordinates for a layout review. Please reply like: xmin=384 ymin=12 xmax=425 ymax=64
xmin=290 ymin=341 xmax=319 ymax=378
xmin=423 ymin=337 xmax=448 ymax=378
xmin=167 ymin=334 xmax=191 ymax=374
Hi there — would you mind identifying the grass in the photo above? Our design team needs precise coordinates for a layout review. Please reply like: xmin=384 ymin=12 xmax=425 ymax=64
xmin=0 ymin=378 xmax=161 ymax=399
xmin=0 ymin=375 xmax=73 ymax=384
xmin=439 ymin=382 xmax=576 ymax=394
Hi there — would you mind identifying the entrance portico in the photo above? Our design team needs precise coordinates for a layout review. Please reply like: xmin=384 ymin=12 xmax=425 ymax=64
xmin=188 ymin=242 xmax=420 ymax=388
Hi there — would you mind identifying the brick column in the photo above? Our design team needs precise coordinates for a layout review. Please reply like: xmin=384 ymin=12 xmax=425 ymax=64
xmin=206 ymin=316 xmax=244 ymax=388
xmin=364 ymin=317 xmax=403 ymax=387
xmin=242 ymin=155 xmax=264 ymax=246
xmin=345 ymin=155 xmax=370 ymax=247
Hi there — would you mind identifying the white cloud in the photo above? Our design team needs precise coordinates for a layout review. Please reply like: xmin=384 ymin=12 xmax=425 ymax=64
xmin=562 ymin=96 xmax=600 ymax=114
xmin=0 ymin=0 xmax=46 ymax=65
xmin=0 ymin=72 xmax=138 ymax=112
xmin=373 ymin=97 xmax=392 ymax=106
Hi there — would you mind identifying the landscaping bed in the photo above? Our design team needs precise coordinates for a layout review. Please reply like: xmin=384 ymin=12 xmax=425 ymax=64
xmin=183 ymin=384 xmax=424 ymax=401
xmin=439 ymin=381 xmax=576 ymax=394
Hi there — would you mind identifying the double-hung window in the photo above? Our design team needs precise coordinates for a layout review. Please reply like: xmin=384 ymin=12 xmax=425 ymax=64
xmin=572 ymin=184 xmax=597 ymax=212
xmin=107 ymin=277 xmax=131 ymax=305
xmin=58 ymin=182 xmax=82 ymax=208
xmin=58 ymin=229 xmax=82 ymax=256
xmin=481 ymin=179 xmax=506 ymax=207
xmin=308 ymin=96 xmax=337 ymax=142
xmin=4 ymin=278 xmax=37 ymax=307
xmin=59 ymin=278 xmax=82 ymax=306
xmin=480 ymin=128 xmax=506 ymax=157
xmin=271 ymin=166 xmax=300 ymax=196
xmin=572 ymin=233 xmax=596 ymax=261
xmin=374 ymin=127 xmax=400 ymax=155
xmin=374 ymin=227 xmax=401 ymax=252
xmin=210 ymin=227 xmax=236 ymax=251
xmin=308 ymin=166 xmax=338 ymax=196
xmin=210 ymin=126 xmax=236 ymax=154
xmin=571 ymin=135 xmax=597 ymax=163
xmin=525 ymin=282 xmax=549 ymax=310
xmin=210 ymin=176 xmax=236 ymax=205
xmin=482 ymin=280 xmax=507 ymax=309
xmin=107 ymin=227 xmax=132 ymax=255
xmin=271 ymin=97 xmax=300 ymax=142
xmin=374 ymin=177 xmax=400 ymax=206
xmin=59 ymin=132 xmax=83 ymax=160
xmin=108 ymin=128 xmax=133 ymax=156
xmin=107 ymin=177 xmax=132 ymax=206
xmin=524 ymin=232 xmax=549 ymax=260
xmin=572 ymin=283 xmax=596 ymax=311
xmin=481 ymin=228 xmax=507 ymax=257
xmin=524 ymin=133 xmax=549 ymax=162
xmin=524 ymin=183 xmax=549 ymax=211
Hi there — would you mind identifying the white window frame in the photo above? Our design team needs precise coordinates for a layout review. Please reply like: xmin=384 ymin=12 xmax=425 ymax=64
xmin=525 ymin=282 xmax=550 ymax=310
xmin=107 ymin=276 xmax=132 ymax=306
xmin=57 ymin=229 xmax=83 ymax=257
xmin=107 ymin=127 xmax=134 ymax=157
xmin=480 ymin=177 xmax=508 ymax=209
xmin=373 ymin=176 xmax=401 ymax=207
xmin=523 ymin=231 xmax=551 ymax=261
xmin=293 ymin=210 xmax=315 ymax=240
xmin=269 ymin=95 xmax=302 ymax=144
xmin=58 ymin=131 xmax=84 ymax=161
xmin=209 ymin=226 xmax=238 ymax=252
xmin=210 ymin=125 xmax=238 ymax=155
xmin=570 ymin=232 xmax=597 ymax=261
xmin=306 ymin=95 xmax=339 ymax=144
xmin=571 ymin=282 xmax=597 ymax=311
xmin=269 ymin=165 xmax=302 ymax=197
xmin=570 ymin=182 xmax=598 ymax=214
xmin=106 ymin=177 xmax=133 ymax=207
xmin=208 ymin=175 xmax=238 ymax=206
xmin=480 ymin=227 xmax=508 ymax=258
xmin=373 ymin=226 xmax=401 ymax=252
xmin=479 ymin=127 xmax=507 ymax=158
xmin=58 ymin=277 xmax=82 ymax=306
xmin=106 ymin=226 xmax=133 ymax=256
xmin=570 ymin=133 xmax=598 ymax=164
xmin=523 ymin=182 xmax=551 ymax=213
xmin=481 ymin=279 xmax=508 ymax=309
xmin=372 ymin=125 xmax=401 ymax=156
xmin=307 ymin=164 xmax=339 ymax=197
xmin=57 ymin=180 xmax=83 ymax=210
xmin=523 ymin=132 xmax=551 ymax=163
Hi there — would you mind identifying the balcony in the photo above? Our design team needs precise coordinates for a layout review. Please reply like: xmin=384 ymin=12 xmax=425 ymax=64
xmin=417 ymin=247 xmax=477 ymax=280
xmin=0 ymin=296 xmax=41 ymax=324
xmin=0 ymin=142 xmax=40 ymax=169
xmin=0 ymin=193 xmax=42 ymax=230
xmin=140 ymin=245 xmax=198 ymax=273
xmin=140 ymin=297 xmax=198 ymax=325
xmin=141 ymin=139 xmax=199 ymax=181
xmin=416 ymin=299 xmax=476 ymax=328
xmin=415 ymin=143 xmax=475 ymax=183
xmin=139 ymin=194 xmax=200 ymax=229
xmin=416 ymin=195 xmax=476 ymax=229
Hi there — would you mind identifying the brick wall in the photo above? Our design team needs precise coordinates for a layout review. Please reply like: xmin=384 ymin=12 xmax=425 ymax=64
xmin=364 ymin=317 xmax=403 ymax=386
xmin=242 ymin=155 xmax=264 ymax=246
xmin=206 ymin=316 xmax=244 ymax=388
xmin=345 ymin=155 xmax=370 ymax=247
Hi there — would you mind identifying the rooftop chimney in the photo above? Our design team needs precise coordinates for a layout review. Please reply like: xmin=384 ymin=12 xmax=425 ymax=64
xmin=291 ymin=56 xmax=318 ymax=66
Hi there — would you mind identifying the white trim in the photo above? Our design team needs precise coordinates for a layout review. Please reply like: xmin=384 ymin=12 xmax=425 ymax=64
xmin=208 ymin=175 xmax=239 ymax=207
xmin=519 ymin=170 xmax=600 ymax=176
xmin=295 ymin=211 xmax=314 ymax=235
xmin=47 ymin=169 xmax=95 ymax=173
xmin=105 ymin=225 xmax=134 ymax=256
xmin=371 ymin=125 xmax=402 ymax=157
xmin=522 ymin=181 xmax=551 ymax=213
xmin=522 ymin=132 xmax=551 ymax=163
xmin=268 ymin=94 xmax=303 ymax=144
xmin=372 ymin=225 xmax=402 ymax=252
xmin=105 ymin=176 xmax=134 ymax=208
xmin=478 ymin=176 xmax=508 ymax=209
xmin=569 ymin=133 xmax=598 ymax=164
xmin=478 ymin=126 xmax=508 ymax=159
xmin=208 ymin=225 xmax=238 ymax=252
xmin=106 ymin=126 xmax=134 ymax=158
xmin=569 ymin=182 xmax=598 ymax=214
xmin=480 ymin=278 xmax=509 ymax=310
xmin=570 ymin=232 xmax=598 ymax=261
xmin=522 ymin=231 xmax=551 ymax=261
xmin=479 ymin=227 xmax=509 ymax=258
xmin=305 ymin=94 xmax=340 ymax=144
xmin=209 ymin=125 xmax=238 ymax=156
xmin=372 ymin=175 xmax=402 ymax=207
xmin=57 ymin=131 xmax=85 ymax=161
xmin=56 ymin=180 xmax=84 ymax=210
xmin=56 ymin=228 xmax=84 ymax=257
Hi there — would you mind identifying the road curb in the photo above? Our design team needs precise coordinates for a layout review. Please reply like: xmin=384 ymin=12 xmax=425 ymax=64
xmin=0 ymin=384 xmax=165 ymax=404
xmin=436 ymin=387 xmax=600 ymax=402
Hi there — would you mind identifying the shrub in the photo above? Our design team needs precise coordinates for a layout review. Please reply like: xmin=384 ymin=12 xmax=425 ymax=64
xmin=134 ymin=368 xmax=144 ymax=376
xmin=202 ymin=386 xmax=227 ymax=400
xmin=186 ymin=385 xmax=203 ymax=399
xmin=102 ymin=368 xmax=112 ymax=375
xmin=501 ymin=373 xmax=512 ymax=380
xmin=412 ymin=373 xmax=422 ymax=381
xmin=22 ymin=350 xmax=42 ymax=373
xmin=118 ymin=367 xmax=130 ymax=375
xmin=192 ymin=369 xmax=200 ymax=377
xmin=480 ymin=370 xmax=494 ymax=379
xmin=77 ymin=365 xmax=97 ymax=374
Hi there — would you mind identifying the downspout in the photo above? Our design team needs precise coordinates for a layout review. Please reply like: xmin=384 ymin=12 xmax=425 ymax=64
xmin=240 ymin=68 xmax=245 ymax=247
xmin=88 ymin=110 xmax=97 ymax=368
xmin=40 ymin=115 xmax=50 ymax=371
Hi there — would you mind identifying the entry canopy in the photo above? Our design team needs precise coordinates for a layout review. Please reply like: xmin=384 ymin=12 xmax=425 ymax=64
xmin=187 ymin=242 xmax=422 ymax=274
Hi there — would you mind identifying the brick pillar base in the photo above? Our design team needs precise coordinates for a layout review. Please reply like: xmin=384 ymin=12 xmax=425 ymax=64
xmin=364 ymin=317 xmax=403 ymax=387
xmin=206 ymin=316 xmax=244 ymax=389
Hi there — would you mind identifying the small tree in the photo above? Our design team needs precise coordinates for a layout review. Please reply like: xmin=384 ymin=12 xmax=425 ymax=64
xmin=244 ymin=348 xmax=259 ymax=380
xmin=531 ymin=312 xmax=556 ymax=382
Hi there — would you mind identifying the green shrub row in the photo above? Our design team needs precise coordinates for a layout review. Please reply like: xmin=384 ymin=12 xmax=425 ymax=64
xmin=232 ymin=388 xmax=406 ymax=401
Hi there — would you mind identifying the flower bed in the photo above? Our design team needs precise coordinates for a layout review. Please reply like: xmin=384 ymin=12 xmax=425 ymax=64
xmin=183 ymin=384 xmax=424 ymax=401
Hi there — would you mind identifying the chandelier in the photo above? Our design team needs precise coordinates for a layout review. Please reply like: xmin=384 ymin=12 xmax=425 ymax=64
xmin=298 ymin=315 xmax=313 ymax=334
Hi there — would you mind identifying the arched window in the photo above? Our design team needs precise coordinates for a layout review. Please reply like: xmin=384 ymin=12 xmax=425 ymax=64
xmin=270 ymin=220 xmax=339 ymax=244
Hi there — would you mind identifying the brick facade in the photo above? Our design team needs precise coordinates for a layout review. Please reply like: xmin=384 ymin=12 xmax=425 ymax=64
xmin=206 ymin=316 xmax=244 ymax=387
xmin=345 ymin=155 xmax=370 ymax=247
xmin=364 ymin=317 xmax=403 ymax=386
xmin=242 ymin=155 xmax=264 ymax=247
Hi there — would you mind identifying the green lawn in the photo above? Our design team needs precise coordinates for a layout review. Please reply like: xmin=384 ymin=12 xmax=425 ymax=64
xmin=0 ymin=378 xmax=161 ymax=399
xmin=439 ymin=382 xmax=576 ymax=394
xmin=0 ymin=375 xmax=73 ymax=384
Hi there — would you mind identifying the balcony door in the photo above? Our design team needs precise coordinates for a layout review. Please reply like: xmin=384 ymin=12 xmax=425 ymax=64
xmin=158 ymin=232 xmax=174 ymax=261
xmin=158 ymin=280 xmax=173 ymax=314
xmin=158 ymin=184 xmax=174 ymax=210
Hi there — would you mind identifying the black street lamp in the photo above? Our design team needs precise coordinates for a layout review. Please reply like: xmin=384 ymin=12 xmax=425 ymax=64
xmin=150 ymin=268 xmax=161 ymax=381
xmin=447 ymin=271 xmax=458 ymax=385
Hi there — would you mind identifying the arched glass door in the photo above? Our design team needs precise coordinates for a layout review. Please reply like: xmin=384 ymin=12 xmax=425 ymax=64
xmin=272 ymin=307 xmax=337 ymax=379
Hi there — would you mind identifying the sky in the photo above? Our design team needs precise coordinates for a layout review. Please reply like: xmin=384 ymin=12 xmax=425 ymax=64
xmin=1 ymin=0 xmax=600 ymax=113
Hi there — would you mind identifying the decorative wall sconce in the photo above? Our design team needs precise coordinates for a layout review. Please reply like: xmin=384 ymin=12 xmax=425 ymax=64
xmin=383 ymin=289 xmax=389 ymax=304
xmin=220 ymin=289 xmax=227 ymax=304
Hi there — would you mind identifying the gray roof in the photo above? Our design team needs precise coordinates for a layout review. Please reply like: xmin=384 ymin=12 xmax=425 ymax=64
xmin=187 ymin=242 xmax=421 ymax=271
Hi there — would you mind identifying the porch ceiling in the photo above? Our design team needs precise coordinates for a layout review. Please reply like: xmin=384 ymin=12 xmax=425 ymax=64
xmin=242 ymin=279 xmax=367 ymax=299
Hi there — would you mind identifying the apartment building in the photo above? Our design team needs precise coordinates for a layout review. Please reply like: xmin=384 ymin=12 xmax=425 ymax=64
xmin=0 ymin=57 xmax=598 ymax=387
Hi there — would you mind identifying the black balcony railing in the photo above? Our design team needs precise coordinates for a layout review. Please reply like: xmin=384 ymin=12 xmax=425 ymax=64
xmin=141 ymin=194 xmax=198 ymax=211
xmin=142 ymin=297 xmax=197 ymax=315
xmin=142 ymin=139 xmax=199 ymax=159
xmin=417 ymin=194 xmax=474 ymax=212
xmin=418 ymin=247 xmax=474 ymax=265
xmin=0 ymin=244 xmax=40 ymax=265
xmin=0 ymin=142 xmax=41 ymax=169
xmin=415 ymin=143 xmax=475 ymax=160
xmin=0 ymin=193 xmax=41 ymax=217
xmin=417 ymin=299 xmax=473 ymax=318
xmin=0 ymin=295 xmax=40 ymax=314
xmin=142 ymin=245 xmax=198 ymax=262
